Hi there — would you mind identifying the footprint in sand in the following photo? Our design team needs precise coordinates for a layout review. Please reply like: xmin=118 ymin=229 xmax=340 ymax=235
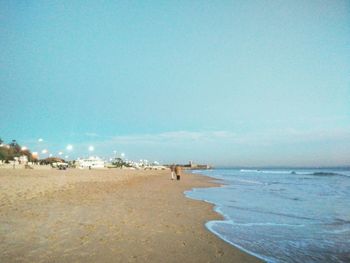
xmin=216 ymin=249 xmax=224 ymax=257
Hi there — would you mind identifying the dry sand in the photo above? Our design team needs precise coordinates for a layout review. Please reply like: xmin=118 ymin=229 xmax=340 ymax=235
xmin=0 ymin=168 xmax=262 ymax=262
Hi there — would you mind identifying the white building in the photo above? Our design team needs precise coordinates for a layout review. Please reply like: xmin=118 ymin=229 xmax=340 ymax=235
xmin=19 ymin=155 xmax=28 ymax=164
xmin=76 ymin=156 xmax=105 ymax=169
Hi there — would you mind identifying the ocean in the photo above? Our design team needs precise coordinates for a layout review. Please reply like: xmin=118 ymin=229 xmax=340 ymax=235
xmin=185 ymin=168 xmax=350 ymax=263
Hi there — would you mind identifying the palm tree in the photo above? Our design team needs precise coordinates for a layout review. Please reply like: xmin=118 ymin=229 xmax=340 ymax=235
xmin=9 ymin=140 xmax=20 ymax=153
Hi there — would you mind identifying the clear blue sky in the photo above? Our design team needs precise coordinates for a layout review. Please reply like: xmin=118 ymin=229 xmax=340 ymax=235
xmin=1 ymin=0 xmax=349 ymax=166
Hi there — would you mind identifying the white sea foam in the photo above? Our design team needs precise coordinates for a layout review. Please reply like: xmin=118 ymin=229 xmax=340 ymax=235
xmin=232 ymin=178 xmax=264 ymax=185
xmin=186 ymin=167 xmax=350 ymax=263
xmin=206 ymin=220 xmax=278 ymax=263
xmin=229 ymin=222 xmax=305 ymax=227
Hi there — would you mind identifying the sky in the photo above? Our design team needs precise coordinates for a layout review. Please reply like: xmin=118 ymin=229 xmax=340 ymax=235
xmin=1 ymin=0 xmax=350 ymax=166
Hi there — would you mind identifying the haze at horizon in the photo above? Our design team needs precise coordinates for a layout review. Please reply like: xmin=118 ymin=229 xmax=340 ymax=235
xmin=1 ymin=1 xmax=349 ymax=166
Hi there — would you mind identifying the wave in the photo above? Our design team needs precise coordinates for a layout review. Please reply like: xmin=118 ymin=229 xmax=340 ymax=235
xmin=310 ymin=172 xmax=345 ymax=177
xmin=240 ymin=169 xmax=260 ymax=173
xmin=297 ymin=171 xmax=349 ymax=177
xmin=188 ymin=168 xmax=350 ymax=263
xmin=227 ymin=205 xmax=318 ymax=222
xmin=323 ymin=228 xmax=350 ymax=234
xmin=240 ymin=169 xmax=349 ymax=177
xmin=326 ymin=218 xmax=350 ymax=226
xmin=240 ymin=169 xmax=300 ymax=174
xmin=231 ymin=178 xmax=265 ymax=185
xmin=228 ymin=222 xmax=305 ymax=227
xmin=206 ymin=220 xmax=278 ymax=263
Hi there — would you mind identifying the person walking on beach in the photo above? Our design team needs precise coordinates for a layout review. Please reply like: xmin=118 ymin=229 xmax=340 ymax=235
xmin=175 ymin=165 xmax=182 ymax=181
xmin=170 ymin=164 xmax=176 ymax=180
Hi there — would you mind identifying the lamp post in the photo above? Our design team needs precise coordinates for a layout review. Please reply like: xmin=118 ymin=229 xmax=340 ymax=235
xmin=66 ymin=145 xmax=73 ymax=161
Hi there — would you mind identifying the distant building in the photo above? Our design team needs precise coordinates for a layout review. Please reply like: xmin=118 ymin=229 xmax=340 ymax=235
xmin=186 ymin=161 xmax=211 ymax=170
xmin=19 ymin=155 xmax=28 ymax=164
xmin=76 ymin=156 xmax=105 ymax=169
xmin=189 ymin=160 xmax=197 ymax=169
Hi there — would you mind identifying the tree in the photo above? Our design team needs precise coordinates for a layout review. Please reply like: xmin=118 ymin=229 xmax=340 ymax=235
xmin=0 ymin=139 xmax=34 ymax=162
xmin=112 ymin=158 xmax=125 ymax=167
xmin=10 ymin=140 xmax=21 ymax=151
xmin=0 ymin=148 xmax=6 ymax=160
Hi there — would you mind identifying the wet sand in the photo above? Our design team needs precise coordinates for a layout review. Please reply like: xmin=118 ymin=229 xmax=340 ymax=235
xmin=0 ymin=168 xmax=261 ymax=262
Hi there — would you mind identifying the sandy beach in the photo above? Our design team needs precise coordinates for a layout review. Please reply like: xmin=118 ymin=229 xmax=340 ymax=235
xmin=0 ymin=168 xmax=261 ymax=263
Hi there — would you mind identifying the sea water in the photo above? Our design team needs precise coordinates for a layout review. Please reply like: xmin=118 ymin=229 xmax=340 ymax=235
xmin=185 ymin=168 xmax=350 ymax=263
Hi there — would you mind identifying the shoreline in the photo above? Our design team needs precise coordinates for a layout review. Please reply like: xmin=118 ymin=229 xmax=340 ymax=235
xmin=184 ymin=171 xmax=270 ymax=263
xmin=0 ymin=168 xmax=261 ymax=262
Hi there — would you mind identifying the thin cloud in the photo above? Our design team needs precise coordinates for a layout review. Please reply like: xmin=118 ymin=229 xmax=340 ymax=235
xmin=105 ymin=130 xmax=237 ymax=145
xmin=96 ymin=128 xmax=350 ymax=147
xmin=85 ymin=132 xmax=99 ymax=138
xmin=19 ymin=128 xmax=350 ymax=166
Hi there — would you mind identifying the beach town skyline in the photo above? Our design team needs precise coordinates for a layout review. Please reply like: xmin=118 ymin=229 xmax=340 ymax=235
xmin=0 ymin=135 xmax=350 ymax=169
xmin=1 ymin=1 xmax=349 ymax=166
